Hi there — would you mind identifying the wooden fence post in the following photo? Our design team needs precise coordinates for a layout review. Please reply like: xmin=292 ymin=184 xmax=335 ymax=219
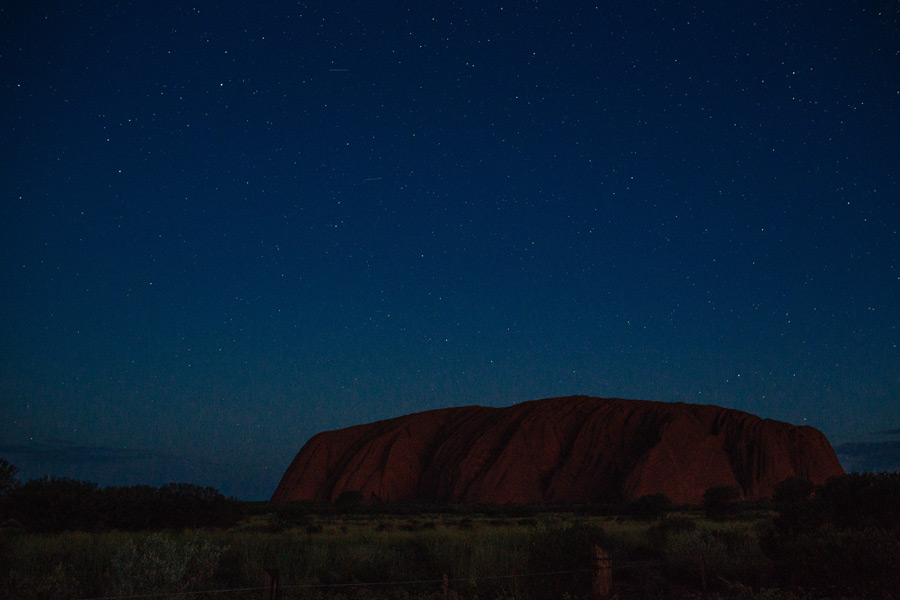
xmin=591 ymin=544 xmax=612 ymax=600
xmin=265 ymin=568 xmax=280 ymax=600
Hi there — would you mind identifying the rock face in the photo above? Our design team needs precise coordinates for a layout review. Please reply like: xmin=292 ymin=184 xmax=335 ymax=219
xmin=272 ymin=396 xmax=844 ymax=505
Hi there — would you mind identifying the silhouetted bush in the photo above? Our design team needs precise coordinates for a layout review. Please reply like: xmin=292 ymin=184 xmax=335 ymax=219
xmin=763 ymin=473 xmax=900 ymax=595
xmin=702 ymin=484 xmax=740 ymax=518
xmin=3 ymin=475 xmax=240 ymax=532
xmin=770 ymin=476 xmax=815 ymax=507
xmin=764 ymin=526 xmax=900 ymax=594
xmin=335 ymin=489 xmax=364 ymax=510
xmin=153 ymin=483 xmax=240 ymax=529
xmin=816 ymin=472 xmax=900 ymax=530
xmin=0 ymin=458 xmax=22 ymax=528
xmin=498 ymin=502 xmax=540 ymax=518
xmin=400 ymin=518 xmax=421 ymax=531
xmin=0 ymin=458 xmax=20 ymax=500
xmin=770 ymin=472 xmax=900 ymax=537
xmin=526 ymin=522 xmax=607 ymax=599
xmin=5 ymin=477 xmax=101 ymax=532
xmin=274 ymin=499 xmax=330 ymax=523
xmin=625 ymin=493 xmax=673 ymax=520
xmin=646 ymin=514 xmax=698 ymax=552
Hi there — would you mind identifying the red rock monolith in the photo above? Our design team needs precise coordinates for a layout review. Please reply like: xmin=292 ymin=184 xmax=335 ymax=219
xmin=272 ymin=396 xmax=844 ymax=505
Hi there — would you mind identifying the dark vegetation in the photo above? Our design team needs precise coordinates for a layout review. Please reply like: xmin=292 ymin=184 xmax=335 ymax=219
xmin=762 ymin=472 xmax=900 ymax=596
xmin=2 ymin=475 xmax=241 ymax=532
xmin=2 ymin=458 xmax=899 ymax=599
xmin=702 ymin=484 xmax=741 ymax=518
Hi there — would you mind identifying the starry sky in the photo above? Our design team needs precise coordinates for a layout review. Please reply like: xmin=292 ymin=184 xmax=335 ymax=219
xmin=2 ymin=1 xmax=899 ymax=500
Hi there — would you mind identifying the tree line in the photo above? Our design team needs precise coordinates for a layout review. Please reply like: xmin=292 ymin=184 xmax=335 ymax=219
xmin=3 ymin=457 xmax=899 ymax=537
xmin=0 ymin=459 xmax=242 ymax=531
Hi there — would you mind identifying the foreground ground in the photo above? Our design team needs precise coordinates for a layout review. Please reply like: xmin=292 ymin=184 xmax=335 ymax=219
xmin=3 ymin=507 xmax=883 ymax=600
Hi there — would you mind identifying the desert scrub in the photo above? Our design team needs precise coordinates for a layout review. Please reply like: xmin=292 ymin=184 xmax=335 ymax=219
xmin=2 ymin=513 xmax=775 ymax=599
xmin=588 ymin=516 xmax=658 ymax=558
xmin=764 ymin=526 xmax=900 ymax=595
xmin=1 ymin=530 xmax=128 ymax=599
xmin=663 ymin=527 xmax=769 ymax=588
xmin=215 ymin=519 xmax=569 ymax=598
xmin=110 ymin=532 xmax=229 ymax=598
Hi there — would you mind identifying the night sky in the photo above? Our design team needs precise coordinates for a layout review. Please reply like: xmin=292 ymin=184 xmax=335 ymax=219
xmin=2 ymin=1 xmax=899 ymax=500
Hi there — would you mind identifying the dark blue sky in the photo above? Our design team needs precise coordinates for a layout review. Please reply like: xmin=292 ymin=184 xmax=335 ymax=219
xmin=2 ymin=1 xmax=898 ymax=500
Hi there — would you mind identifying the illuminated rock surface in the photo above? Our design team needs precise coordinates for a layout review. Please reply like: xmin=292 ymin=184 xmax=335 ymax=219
xmin=272 ymin=396 xmax=844 ymax=505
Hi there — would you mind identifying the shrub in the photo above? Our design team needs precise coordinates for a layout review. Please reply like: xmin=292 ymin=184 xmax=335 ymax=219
xmin=769 ymin=472 xmax=900 ymax=537
xmin=5 ymin=477 xmax=101 ymax=532
xmin=335 ymin=490 xmax=364 ymax=511
xmin=110 ymin=533 xmax=228 ymax=598
xmin=525 ymin=522 xmax=606 ymax=599
xmin=3 ymin=478 xmax=241 ymax=532
xmin=625 ymin=493 xmax=673 ymax=520
xmin=152 ymin=483 xmax=240 ymax=529
xmin=765 ymin=527 xmax=900 ymax=594
xmin=770 ymin=477 xmax=815 ymax=507
xmin=703 ymin=484 xmax=740 ymax=518
xmin=646 ymin=515 xmax=697 ymax=553
xmin=664 ymin=528 xmax=768 ymax=589
xmin=763 ymin=473 xmax=900 ymax=594
xmin=0 ymin=458 xmax=20 ymax=500
xmin=818 ymin=472 xmax=900 ymax=530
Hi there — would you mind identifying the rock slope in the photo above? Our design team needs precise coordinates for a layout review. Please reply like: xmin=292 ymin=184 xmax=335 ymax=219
xmin=272 ymin=396 xmax=844 ymax=505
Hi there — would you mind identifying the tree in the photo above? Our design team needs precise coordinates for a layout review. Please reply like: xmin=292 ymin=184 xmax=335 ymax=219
xmin=5 ymin=476 xmax=100 ymax=531
xmin=155 ymin=483 xmax=239 ymax=529
xmin=0 ymin=458 xmax=20 ymax=499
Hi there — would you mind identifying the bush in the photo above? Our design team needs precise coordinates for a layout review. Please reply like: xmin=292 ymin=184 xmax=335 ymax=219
xmin=762 ymin=473 xmax=900 ymax=595
xmin=703 ymin=484 xmax=740 ymax=518
xmin=817 ymin=472 xmax=900 ymax=530
xmin=770 ymin=476 xmax=815 ymax=507
xmin=3 ymin=479 xmax=241 ymax=532
xmin=625 ymin=493 xmax=673 ymax=520
xmin=770 ymin=472 xmax=900 ymax=537
xmin=335 ymin=490 xmax=364 ymax=511
xmin=5 ymin=477 xmax=101 ymax=532
xmin=764 ymin=527 xmax=900 ymax=594
xmin=110 ymin=533 xmax=228 ymax=598
xmin=663 ymin=528 xmax=768 ymax=589
xmin=646 ymin=515 xmax=697 ymax=553
xmin=0 ymin=458 xmax=20 ymax=500
xmin=526 ymin=522 xmax=606 ymax=599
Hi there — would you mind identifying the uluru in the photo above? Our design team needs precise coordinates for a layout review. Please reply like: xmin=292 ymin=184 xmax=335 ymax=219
xmin=272 ymin=396 xmax=844 ymax=505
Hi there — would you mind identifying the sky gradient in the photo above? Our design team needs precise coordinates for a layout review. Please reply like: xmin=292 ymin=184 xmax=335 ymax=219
xmin=2 ymin=1 xmax=899 ymax=499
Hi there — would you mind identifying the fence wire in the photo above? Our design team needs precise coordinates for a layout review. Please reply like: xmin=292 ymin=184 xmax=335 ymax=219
xmin=80 ymin=560 xmax=665 ymax=600
xmin=82 ymin=586 xmax=269 ymax=600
